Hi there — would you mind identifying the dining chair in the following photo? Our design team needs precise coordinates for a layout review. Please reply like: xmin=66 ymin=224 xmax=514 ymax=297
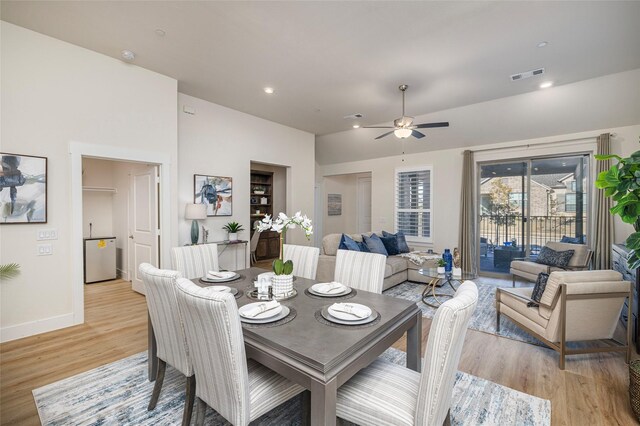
xmin=336 ymin=281 xmax=478 ymax=426
xmin=171 ymin=244 xmax=219 ymax=279
xmin=249 ymin=230 xmax=261 ymax=265
xmin=139 ymin=263 xmax=195 ymax=426
xmin=283 ymin=244 xmax=320 ymax=280
xmin=174 ymin=278 xmax=306 ymax=426
xmin=334 ymin=249 xmax=386 ymax=293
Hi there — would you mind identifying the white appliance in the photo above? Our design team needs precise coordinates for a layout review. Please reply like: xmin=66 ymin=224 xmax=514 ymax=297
xmin=84 ymin=237 xmax=117 ymax=283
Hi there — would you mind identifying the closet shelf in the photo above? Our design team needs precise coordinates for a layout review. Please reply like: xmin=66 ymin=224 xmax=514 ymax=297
xmin=83 ymin=186 xmax=117 ymax=193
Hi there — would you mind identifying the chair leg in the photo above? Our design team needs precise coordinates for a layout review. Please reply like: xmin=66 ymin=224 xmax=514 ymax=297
xmin=496 ymin=310 xmax=501 ymax=333
xmin=195 ymin=397 xmax=206 ymax=426
xmin=182 ymin=375 xmax=196 ymax=426
xmin=148 ymin=358 xmax=166 ymax=410
xmin=301 ymin=390 xmax=311 ymax=426
xmin=443 ymin=409 xmax=451 ymax=426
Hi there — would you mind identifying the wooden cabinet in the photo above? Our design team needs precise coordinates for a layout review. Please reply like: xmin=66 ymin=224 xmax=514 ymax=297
xmin=612 ymin=243 xmax=639 ymax=351
xmin=250 ymin=170 xmax=279 ymax=260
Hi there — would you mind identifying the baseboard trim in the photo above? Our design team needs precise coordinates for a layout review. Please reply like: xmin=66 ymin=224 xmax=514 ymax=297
xmin=0 ymin=312 xmax=77 ymax=343
xmin=117 ymin=268 xmax=129 ymax=281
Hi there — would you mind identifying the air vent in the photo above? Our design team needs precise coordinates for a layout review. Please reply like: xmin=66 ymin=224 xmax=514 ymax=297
xmin=510 ymin=67 xmax=545 ymax=82
xmin=343 ymin=113 xmax=364 ymax=120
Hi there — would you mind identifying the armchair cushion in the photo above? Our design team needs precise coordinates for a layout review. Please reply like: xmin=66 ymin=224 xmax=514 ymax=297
xmin=535 ymin=246 xmax=575 ymax=268
xmin=545 ymin=241 xmax=591 ymax=268
xmin=497 ymin=287 xmax=548 ymax=328
xmin=511 ymin=260 xmax=550 ymax=276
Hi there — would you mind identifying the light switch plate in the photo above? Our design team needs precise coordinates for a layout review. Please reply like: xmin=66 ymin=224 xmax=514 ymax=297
xmin=36 ymin=229 xmax=58 ymax=241
xmin=37 ymin=244 xmax=53 ymax=256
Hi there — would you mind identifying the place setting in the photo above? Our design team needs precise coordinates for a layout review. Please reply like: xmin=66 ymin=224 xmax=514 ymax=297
xmin=238 ymin=300 xmax=297 ymax=328
xmin=315 ymin=302 xmax=380 ymax=329
xmin=199 ymin=270 xmax=243 ymax=298
xmin=304 ymin=281 xmax=356 ymax=300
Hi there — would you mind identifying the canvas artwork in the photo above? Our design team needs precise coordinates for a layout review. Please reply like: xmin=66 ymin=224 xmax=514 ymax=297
xmin=194 ymin=174 xmax=232 ymax=216
xmin=328 ymin=193 xmax=342 ymax=216
xmin=0 ymin=153 xmax=47 ymax=224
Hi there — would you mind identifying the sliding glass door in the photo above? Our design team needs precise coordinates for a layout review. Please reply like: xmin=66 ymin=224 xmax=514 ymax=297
xmin=478 ymin=154 xmax=589 ymax=275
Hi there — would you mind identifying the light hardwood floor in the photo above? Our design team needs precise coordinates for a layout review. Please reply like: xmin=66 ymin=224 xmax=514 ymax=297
xmin=1 ymin=277 xmax=637 ymax=425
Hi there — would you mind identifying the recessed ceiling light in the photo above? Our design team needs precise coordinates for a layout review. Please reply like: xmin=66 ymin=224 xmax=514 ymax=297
xmin=353 ymin=124 xmax=360 ymax=129
xmin=155 ymin=29 xmax=166 ymax=37
xmin=121 ymin=50 xmax=136 ymax=61
xmin=264 ymin=87 xmax=274 ymax=94
xmin=537 ymin=41 xmax=549 ymax=48
xmin=539 ymin=81 xmax=553 ymax=89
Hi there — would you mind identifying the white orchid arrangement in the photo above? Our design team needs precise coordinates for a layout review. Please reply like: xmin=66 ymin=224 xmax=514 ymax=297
xmin=257 ymin=211 xmax=313 ymax=261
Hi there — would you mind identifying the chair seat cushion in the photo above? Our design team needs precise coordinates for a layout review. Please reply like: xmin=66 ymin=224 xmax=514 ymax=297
xmin=247 ymin=359 xmax=305 ymax=421
xmin=385 ymin=256 xmax=408 ymax=277
xmin=497 ymin=287 xmax=548 ymax=328
xmin=511 ymin=260 xmax=550 ymax=276
xmin=336 ymin=358 xmax=419 ymax=426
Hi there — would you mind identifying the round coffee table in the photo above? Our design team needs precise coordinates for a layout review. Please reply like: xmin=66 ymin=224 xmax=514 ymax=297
xmin=417 ymin=268 xmax=476 ymax=307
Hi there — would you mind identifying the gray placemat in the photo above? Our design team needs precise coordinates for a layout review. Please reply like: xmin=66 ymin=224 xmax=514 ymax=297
xmin=314 ymin=308 xmax=381 ymax=329
xmin=241 ymin=307 xmax=297 ymax=329
xmin=304 ymin=288 xmax=357 ymax=300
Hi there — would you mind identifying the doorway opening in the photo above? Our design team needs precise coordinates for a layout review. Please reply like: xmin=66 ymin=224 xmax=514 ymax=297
xmin=478 ymin=154 xmax=590 ymax=276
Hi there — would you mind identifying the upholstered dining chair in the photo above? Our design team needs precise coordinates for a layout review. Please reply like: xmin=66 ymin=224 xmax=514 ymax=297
xmin=174 ymin=278 xmax=306 ymax=426
xmin=334 ymin=249 xmax=386 ymax=294
xmin=510 ymin=241 xmax=592 ymax=287
xmin=138 ymin=263 xmax=195 ymax=426
xmin=283 ymin=244 xmax=320 ymax=280
xmin=171 ymin=244 xmax=219 ymax=279
xmin=249 ymin=230 xmax=261 ymax=265
xmin=336 ymin=281 xmax=478 ymax=426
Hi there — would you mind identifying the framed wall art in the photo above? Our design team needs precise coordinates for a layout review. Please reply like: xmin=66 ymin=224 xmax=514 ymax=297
xmin=194 ymin=174 xmax=232 ymax=216
xmin=327 ymin=193 xmax=342 ymax=216
xmin=0 ymin=153 xmax=47 ymax=224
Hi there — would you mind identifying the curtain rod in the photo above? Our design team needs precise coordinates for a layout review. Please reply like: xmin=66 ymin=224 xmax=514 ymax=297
xmin=468 ymin=133 xmax=614 ymax=154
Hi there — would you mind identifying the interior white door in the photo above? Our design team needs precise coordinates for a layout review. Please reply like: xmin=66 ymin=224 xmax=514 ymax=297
xmin=357 ymin=177 xmax=372 ymax=233
xmin=129 ymin=164 xmax=159 ymax=294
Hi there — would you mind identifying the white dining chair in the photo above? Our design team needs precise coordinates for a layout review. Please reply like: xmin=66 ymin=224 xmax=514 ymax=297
xmin=283 ymin=244 xmax=320 ymax=280
xmin=174 ymin=278 xmax=306 ymax=426
xmin=139 ymin=263 xmax=195 ymax=426
xmin=249 ymin=230 xmax=261 ymax=265
xmin=335 ymin=281 xmax=478 ymax=426
xmin=334 ymin=249 xmax=386 ymax=293
xmin=171 ymin=244 xmax=219 ymax=279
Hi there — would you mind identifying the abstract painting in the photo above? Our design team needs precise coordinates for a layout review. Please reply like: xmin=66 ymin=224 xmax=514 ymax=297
xmin=0 ymin=153 xmax=47 ymax=224
xmin=328 ymin=193 xmax=342 ymax=216
xmin=194 ymin=174 xmax=232 ymax=216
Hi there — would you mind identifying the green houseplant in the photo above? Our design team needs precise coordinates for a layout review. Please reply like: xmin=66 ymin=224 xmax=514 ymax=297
xmin=0 ymin=263 xmax=20 ymax=280
xmin=222 ymin=221 xmax=244 ymax=241
xmin=595 ymin=147 xmax=640 ymax=269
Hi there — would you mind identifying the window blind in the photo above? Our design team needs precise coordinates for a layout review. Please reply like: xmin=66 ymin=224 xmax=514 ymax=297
xmin=396 ymin=167 xmax=432 ymax=241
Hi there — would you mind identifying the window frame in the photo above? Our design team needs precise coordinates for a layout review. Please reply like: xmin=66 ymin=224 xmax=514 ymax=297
xmin=394 ymin=165 xmax=434 ymax=244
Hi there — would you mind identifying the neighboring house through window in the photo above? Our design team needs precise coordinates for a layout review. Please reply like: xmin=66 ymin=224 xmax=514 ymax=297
xmin=395 ymin=166 xmax=433 ymax=243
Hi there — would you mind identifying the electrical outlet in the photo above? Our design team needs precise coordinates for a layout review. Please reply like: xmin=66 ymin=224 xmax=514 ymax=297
xmin=37 ymin=244 xmax=53 ymax=256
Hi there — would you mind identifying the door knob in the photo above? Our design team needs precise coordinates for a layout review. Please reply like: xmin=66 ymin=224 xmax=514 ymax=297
xmin=129 ymin=235 xmax=134 ymax=239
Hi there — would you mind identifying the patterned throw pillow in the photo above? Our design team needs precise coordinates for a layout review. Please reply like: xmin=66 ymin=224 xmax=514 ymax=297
xmin=338 ymin=234 xmax=360 ymax=252
xmin=382 ymin=230 xmax=411 ymax=253
xmin=528 ymin=272 xmax=550 ymax=308
xmin=535 ymin=246 xmax=575 ymax=268
xmin=379 ymin=236 xmax=400 ymax=256
xmin=362 ymin=234 xmax=389 ymax=256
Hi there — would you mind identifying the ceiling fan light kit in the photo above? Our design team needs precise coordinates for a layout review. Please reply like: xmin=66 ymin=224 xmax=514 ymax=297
xmin=363 ymin=84 xmax=449 ymax=140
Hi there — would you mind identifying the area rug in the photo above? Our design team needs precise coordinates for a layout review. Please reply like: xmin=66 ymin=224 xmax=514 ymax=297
xmin=383 ymin=278 xmax=546 ymax=346
xmin=33 ymin=349 xmax=551 ymax=426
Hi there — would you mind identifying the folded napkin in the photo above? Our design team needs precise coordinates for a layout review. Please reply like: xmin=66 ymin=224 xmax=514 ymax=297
xmin=207 ymin=271 xmax=232 ymax=279
xmin=329 ymin=303 xmax=370 ymax=319
xmin=315 ymin=281 xmax=346 ymax=294
xmin=244 ymin=301 xmax=280 ymax=318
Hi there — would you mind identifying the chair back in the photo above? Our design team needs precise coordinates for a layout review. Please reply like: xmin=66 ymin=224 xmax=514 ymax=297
xmin=283 ymin=244 xmax=320 ymax=280
xmin=138 ymin=263 xmax=193 ymax=377
xmin=334 ymin=249 xmax=386 ymax=293
xmin=250 ymin=230 xmax=261 ymax=253
xmin=175 ymin=278 xmax=250 ymax=425
xmin=415 ymin=281 xmax=478 ymax=425
xmin=171 ymin=244 xmax=219 ymax=279
xmin=545 ymin=241 xmax=592 ymax=269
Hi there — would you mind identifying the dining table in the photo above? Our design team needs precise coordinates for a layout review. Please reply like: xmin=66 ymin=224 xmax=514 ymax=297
xmin=147 ymin=267 xmax=423 ymax=426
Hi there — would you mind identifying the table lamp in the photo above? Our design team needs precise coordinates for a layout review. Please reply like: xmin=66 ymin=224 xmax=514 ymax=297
xmin=185 ymin=203 xmax=207 ymax=245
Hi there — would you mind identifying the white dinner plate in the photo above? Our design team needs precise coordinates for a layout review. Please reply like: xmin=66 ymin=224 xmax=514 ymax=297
xmin=321 ymin=306 xmax=378 ymax=325
xmin=240 ymin=305 xmax=290 ymax=324
xmin=309 ymin=283 xmax=352 ymax=297
xmin=239 ymin=302 xmax=283 ymax=320
xmin=327 ymin=303 xmax=372 ymax=321
xmin=201 ymin=271 xmax=239 ymax=283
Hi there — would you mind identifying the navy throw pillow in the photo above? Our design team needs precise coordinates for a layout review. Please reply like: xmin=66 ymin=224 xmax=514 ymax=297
xmin=560 ymin=235 xmax=584 ymax=244
xmin=380 ymin=236 xmax=400 ymax=256
xmin=362 ymin=233 xmax=388 ymax=256
xmin=356 ymin=241 xmax=370 ymax=252
xmin=382 ymin=230 xmax=411 ymax=253
xmin=528 ymin=272 xmax=550 ymax=307
xmin=338 ymin=234 xmax=361 ymax=252
xmin=535 ymin=246 xmax=574 ymax=268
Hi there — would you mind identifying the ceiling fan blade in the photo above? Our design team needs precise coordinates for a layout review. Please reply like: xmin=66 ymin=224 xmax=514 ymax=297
xmin=412 ymin=130 xmax=426 ymax=139
xmin=374 ymin=131 xmax=395 ymax=140
xmin=413 ymin=122 xmax=450 ymax=129
xmin=362 ymin=126 xmax=394 ymax=129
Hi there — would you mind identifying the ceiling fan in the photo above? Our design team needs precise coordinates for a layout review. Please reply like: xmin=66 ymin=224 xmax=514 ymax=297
xmin=363 ymin=84 xmax=449 ymax=140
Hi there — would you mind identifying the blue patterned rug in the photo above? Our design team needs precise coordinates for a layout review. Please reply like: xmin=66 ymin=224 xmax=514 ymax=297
xmin=383 ymin=278 xmax=547 ymax=346
xmin=33 ymin=348 xmax=550 ymax=425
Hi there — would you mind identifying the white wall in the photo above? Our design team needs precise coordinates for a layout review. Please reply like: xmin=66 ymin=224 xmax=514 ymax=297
xmin=0 ymin=22 xmax=178 ymax=342
xmin=178 ymin=93 xmax=315 ymax=269
xmin=322 ymin=172 xmax=371 ymax=236
xmin=319 ymin=125 xmax=640 ymax=253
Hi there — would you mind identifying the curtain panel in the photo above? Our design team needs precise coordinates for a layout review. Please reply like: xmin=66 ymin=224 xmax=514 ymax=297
xmin=459 ymin=150 xmax=477 ymax=275
xmin=593 ymin=133 xmax=614 ymax=270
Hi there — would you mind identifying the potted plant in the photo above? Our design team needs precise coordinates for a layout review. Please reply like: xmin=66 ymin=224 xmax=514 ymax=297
xmin=257 ymin=211 xmax=313 ymax=296
xmin=0 ymin=263 xmax=20 ymax=280
xmin=595 ymin=147 xmax=640 ymax=269
xmin=437 ymin=259 xmax=446 ymax=274
xmin=222 ymin=221 xmax=244 ymax=242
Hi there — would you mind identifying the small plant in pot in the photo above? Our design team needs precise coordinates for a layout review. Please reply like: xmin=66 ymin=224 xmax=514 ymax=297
xmin=437 ymin=259 xmax=446 ymax=274
xmin=222 ymin=222 xmax=244 ymax=242
xmin=271 ymin=258 xmax=294 ymax=296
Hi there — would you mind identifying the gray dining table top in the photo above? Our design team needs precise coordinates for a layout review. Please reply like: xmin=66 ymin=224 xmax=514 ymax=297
xmin=192 ymin=267 xmax=420 ymax=375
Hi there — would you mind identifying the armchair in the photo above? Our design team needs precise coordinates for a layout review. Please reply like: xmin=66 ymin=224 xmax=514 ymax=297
xmin=510 ymin=241 xmax=592 ymax=287
xmin=496 ymin=270 xmax=632 ymax=369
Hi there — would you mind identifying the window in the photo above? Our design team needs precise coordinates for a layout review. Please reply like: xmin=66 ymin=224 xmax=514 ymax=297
xmin=508 ymin=192 xmax=527 ymax=206
xmin=395 ymin=166 xmax=433 ymax=242
xmin=565 ymin=193 xmax=576 ymax=212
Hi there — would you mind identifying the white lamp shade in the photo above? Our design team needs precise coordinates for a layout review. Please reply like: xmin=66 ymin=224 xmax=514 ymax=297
xmin=394 ymin=128 xmax=412 ymax=139
xmin=185 ymin=203 xmax=207 ymax=220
